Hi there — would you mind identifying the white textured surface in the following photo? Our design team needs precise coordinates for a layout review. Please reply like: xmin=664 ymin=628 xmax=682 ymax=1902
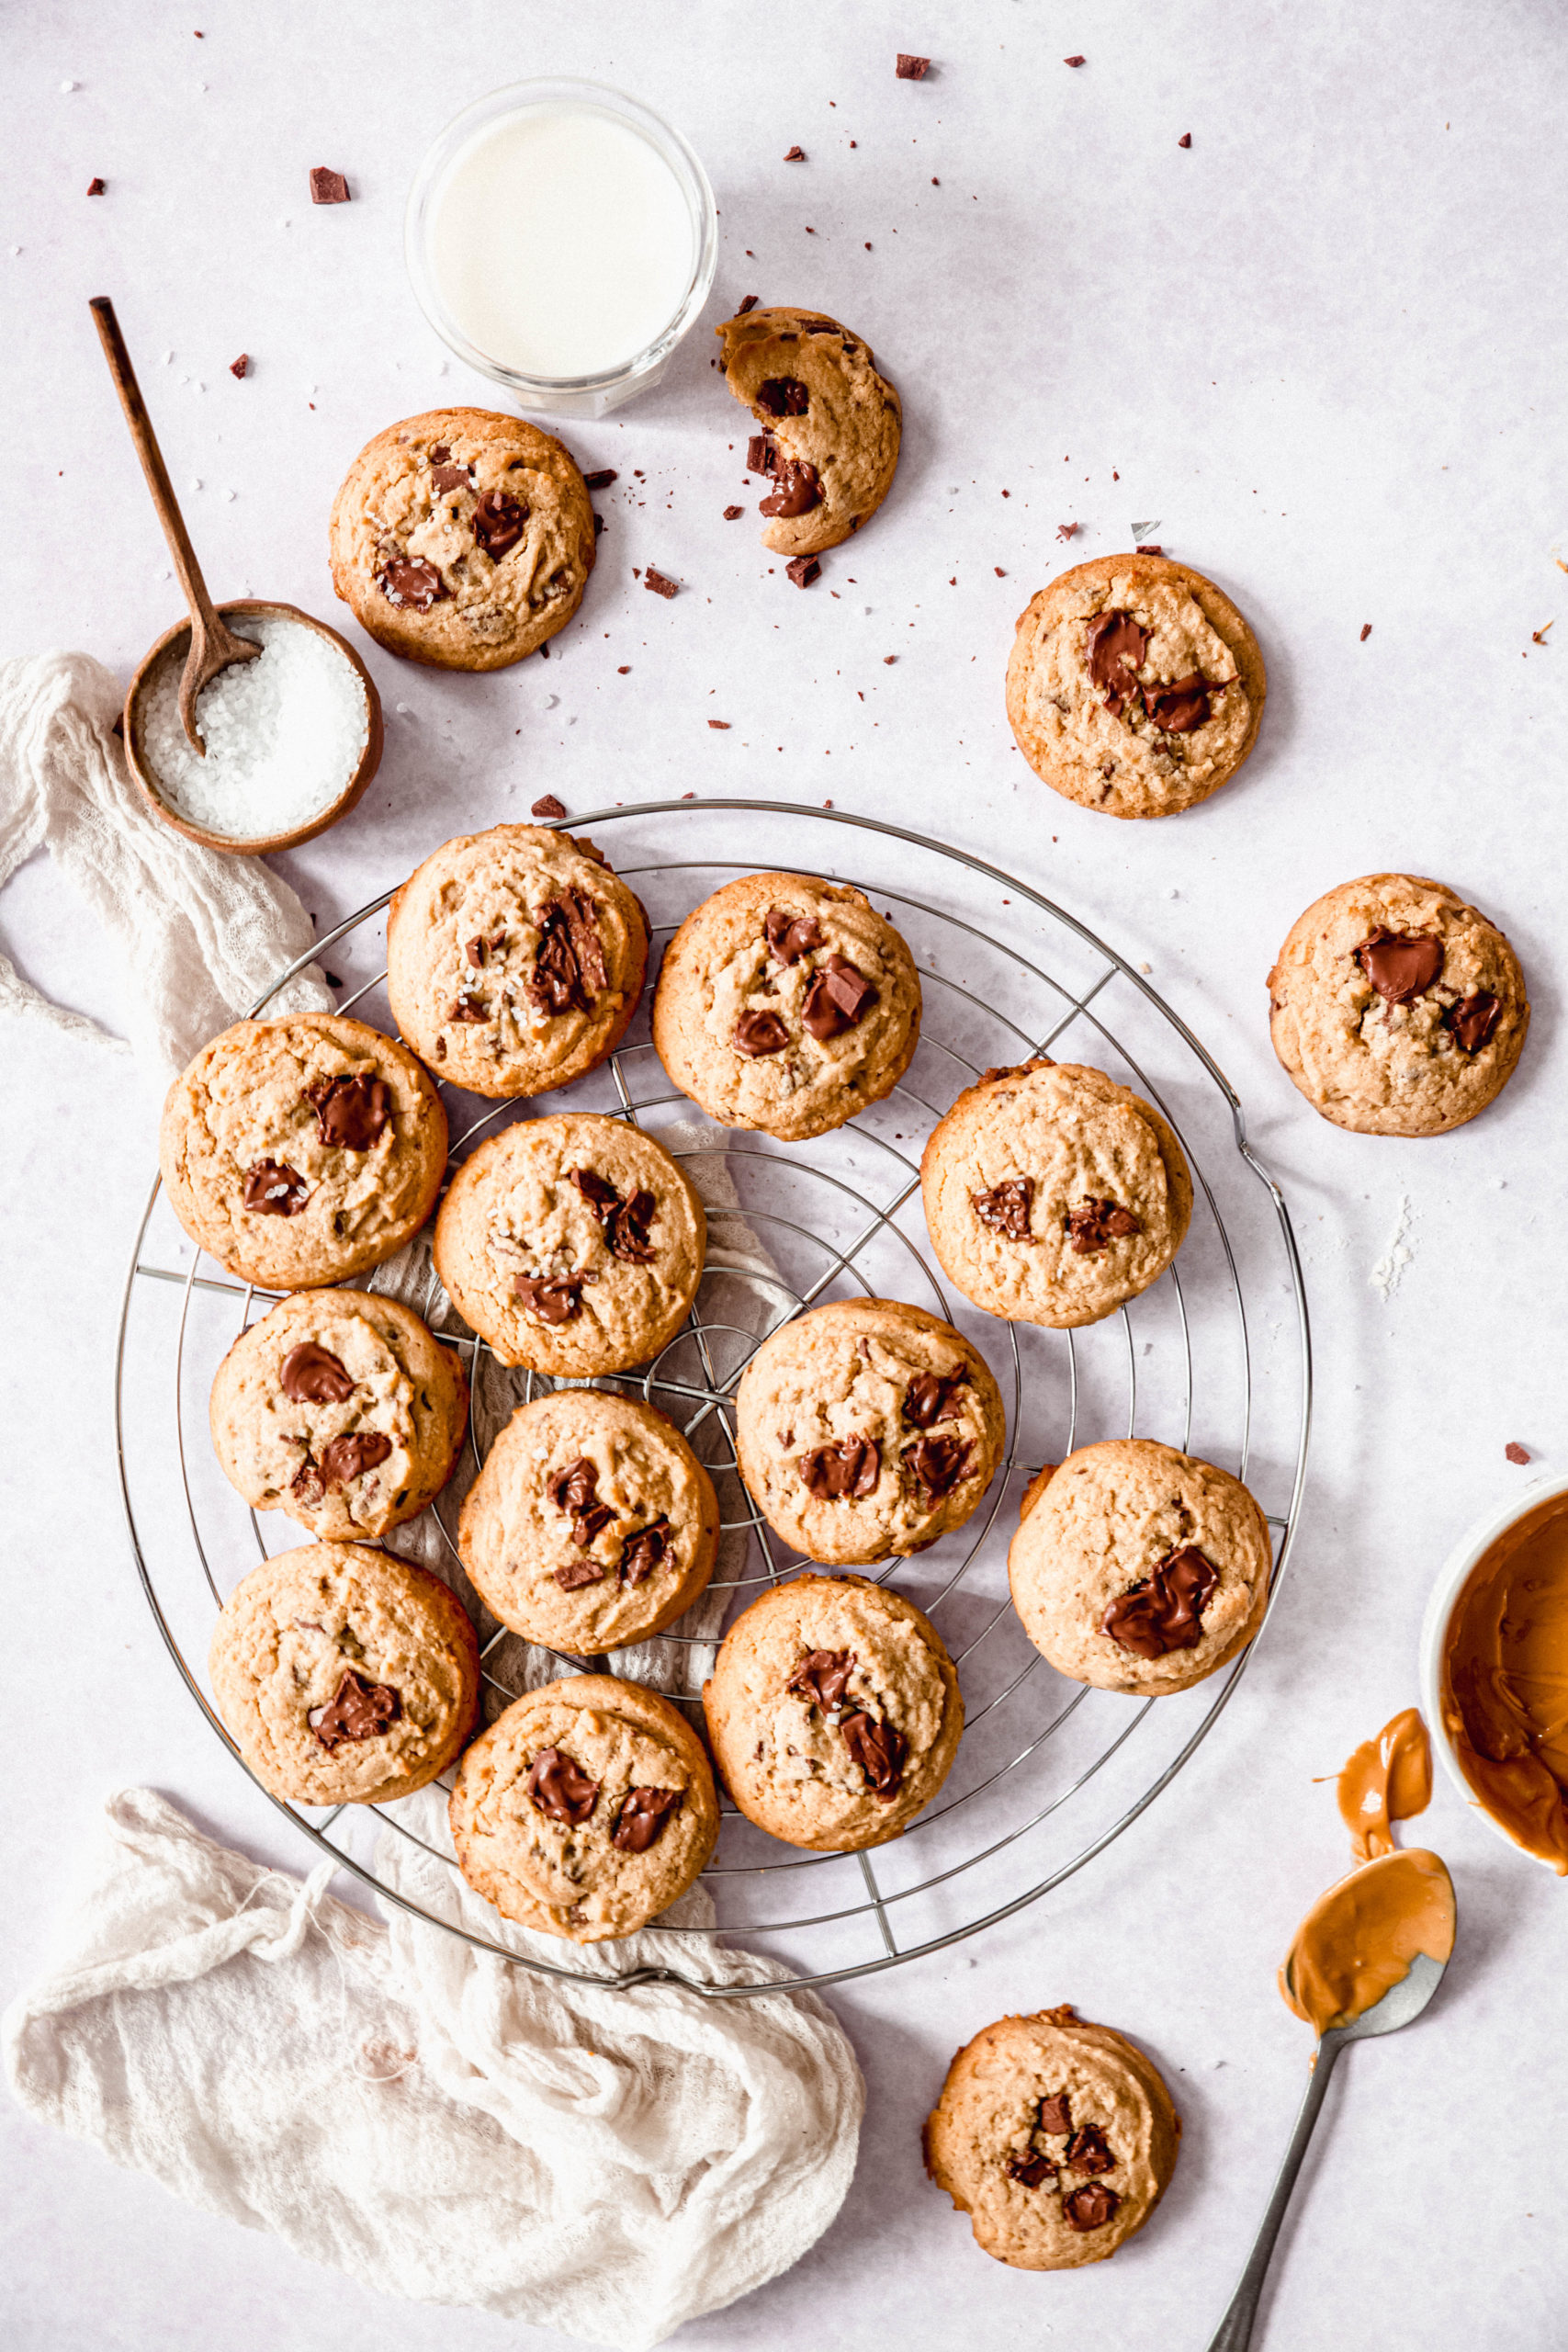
xmin=3 ymin=4 xmax=1565 ymax=2348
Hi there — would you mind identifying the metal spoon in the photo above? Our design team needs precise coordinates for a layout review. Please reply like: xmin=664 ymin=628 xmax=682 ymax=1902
xmin=89 ymin=295 xmax=260 ymax=753
xmin=1201 ymin=1942 xmax=1451 ymax=2352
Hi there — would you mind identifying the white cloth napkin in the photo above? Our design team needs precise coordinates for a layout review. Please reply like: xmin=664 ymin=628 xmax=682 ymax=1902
xmin=0 ymin=650 xmax=330 ymax=1080
xmin=3 ymin=1789 xmax=863 ymax=2349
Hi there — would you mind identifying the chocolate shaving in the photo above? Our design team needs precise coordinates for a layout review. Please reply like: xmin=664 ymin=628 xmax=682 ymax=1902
xmin=1064 ymin=1197 xmax=1143 ymax=1254
xmin=905 ymin=1433 xmax=974 ymax=1499
xmin=378 ymin=557 xmax=447 ymax=610
xmin=512 ymin=1274 xmax=583 ymax=1323
xmin=971 ymin=1177 xmax=1033 ymax=1238
xmin=310 ymin=165 xmax=350 ymax=204
xmin=1447 ymin=990 xmax=1502 ymax=1054
xmin=785 ymin=1648 xmax=856 ymax=1713
xmin=1085 ymin=609 xmax=1149 ymax=718
xmin=903 ymin=1372 xmax=967 ymax=1428
xmin=765 ymin=906 xmax=827 ymax=965
xmin=644 ymin=566 xmax=680 ymax=599
xmin=279 ymin=1343 xmax=355 ymax=1405
xmin=1063 ymin=2181 xmax=1121 ymax=2231
xmin=1355 ymin=927 xmax=1445 ymax=1005
xmin=243 ymin=1159 xmax=309 ymax=1216
xmin=582 ymin=468 xmax=618 ymax=490
xmin=733 ymin=1008 xmax=791 ymax=1056
xmin=1065 ymin=2125 xmax=1115 ymax=2176
xmin=309 ymin=1669 xmax=400 ymax=1749
xmin=798 ymin=1433 xmax=880 ymax=1500
xmin=229 ymin=351 xmax=247 ymax=377
xmin=473 ymin=487 xmax=529 ymax=560
xmin=783 ymin=145 xmax=807 ymax=163
xmin=305 ymin=1073 xmax=391 ymax=1150
xmin=613 ymin=1786 xmax=682 ymax=1852
xmin=760 ymin=458 xmax=823 ymax=518
xmin=801 ymin=952 xmax=877 ymax=1039
xmin=736 ymin=294 xmax=760 ymax=315
xmin=840 ymin=1711 xmax=907 ymax=1798
xmin=526 ymin=1747 xmax=599 ymax=1826
xmin=619 ymin=1518 xmax=671 ymax=1585
xmin=320 ymin=1432 xmax=393 ymax=1488
xmin=1102 ymin=1544 xmax=1219 ymax=1657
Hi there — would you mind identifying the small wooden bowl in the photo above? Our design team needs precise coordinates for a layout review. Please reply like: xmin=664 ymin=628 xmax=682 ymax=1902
xmin=122 ymin=599 xmax=384 ymax=856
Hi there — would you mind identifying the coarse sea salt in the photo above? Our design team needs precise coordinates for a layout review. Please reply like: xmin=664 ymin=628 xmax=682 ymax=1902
xmin=141 ymin=613 xmax=368 ymax=840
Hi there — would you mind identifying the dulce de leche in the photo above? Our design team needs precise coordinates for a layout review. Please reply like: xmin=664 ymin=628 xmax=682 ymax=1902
xmin=1280 ymin=1849 xmax=1456 ymax=2035
xmin=1441 ymin=1491 xmax=1568 ymax=1871
xmin=1335 ymin=1704 xmax=1433 ymax=1861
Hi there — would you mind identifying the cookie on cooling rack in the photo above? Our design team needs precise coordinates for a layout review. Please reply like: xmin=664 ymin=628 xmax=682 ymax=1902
xmin=448 ymin=1672 xmax=718 ymax=1940
xmin=458 ymin=1391 xmax=719 ymax=1654
xmin=159 ymin=1014 xmax=447 ymax=1291
xmin=919 ymin=1057 xmax=1191 ymax=1331
xmin=1006 ymin=551 xmax=1265 ymax=819
xmin=328 ymin=408 xmax=595 ymax=670
xmin=652 ymin=872 xmax=921 ymax=1141
xmin=1008 ymin=1440 xmax=1272 ymax=1696
xmin=433 ymin=1112 xmax=705 ymax=1375
xmin=1268 ymin=871 xmax=1529 ymax=1137
xmin=208 ymin=1289 xmax=468 ymax=1541
xmin=924 ymin=2003 xmax=1180 ymax=2269
xmin=386 ymin=823 xmax=649 ymax=1099
xmin=734 ymin=1298 xmax=1006 ymax=1566
xmin=704 ymin=1572 xmax=963 ymax=1852
xmin=209 ymin=1542 xmax=479 ymax=1806
xmin=716 ymin=304 xmax=902 ymax=560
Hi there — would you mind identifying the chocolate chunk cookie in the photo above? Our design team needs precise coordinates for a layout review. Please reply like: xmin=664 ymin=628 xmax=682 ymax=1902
xmin=432 ymin=1113 xmax=705 ymax=1374
xmin=924 ymin=2004 xmax=1180 ymax=2269
xmin=1268 ymin=871 xmax=1529 ymax=1136
xmin=1008 ymin=1440 xmax=1272 ymax=1695
xmin=704 ymin=1572 xmax=964 ymax=1851
xmin=328 ymin=408 xmax=595 ymax=669
xmin=1006 ymin=552 xmax=1266 ymax=818
xmin=387 ymin=823 xmax=649 ymax=1099
xmin=920 ymin=1058 xmax=1192 ymax=1330
xmin=159 ymin=1014 xmax=447 ymax=1290
xmin=653 ymin=872 xmax=921 ymax=1141
xmin=458 ymin=1391 xmax=719 ymax=1654
xmin=209 ymin=1542 xmax=479 ymax=1805
xmin=209 ymin=1289 xmax=468 ymax=1540
xmin=448 ymin=1672 xmax=718 ymax=1940
xmin=716 ymin=305 xmax=901 ymax=557
xmin=734 ymin=1298 xmax=1006 ymax=1566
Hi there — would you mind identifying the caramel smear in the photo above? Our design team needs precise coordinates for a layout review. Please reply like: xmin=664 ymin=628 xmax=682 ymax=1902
xmin=1441 ymin=1492 xmax=1568 ymax=1871
xmin=1280 ymin=1849 xmax=1455 ymax=2035
xmin=1336 ymin=1705 xmax=1433 ymax=1861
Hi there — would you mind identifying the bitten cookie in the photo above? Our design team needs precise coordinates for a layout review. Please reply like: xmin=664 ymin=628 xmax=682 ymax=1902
xmin=704 ymin=1573 xmax=964 ymax=1851
xmin=209 ymin=1289 xmax=468 ymax=1540
xmin=652 ymin=872 xmax=921 ymax=1140
xmin=1008 ymin=1440 xmax=1272 ymax=1695
xmin=387 ymin=824 xmax=649 ymax=1099
xmin=920 ymin=1058 xmax=1192 ymax=1330
xmin=448 ymin=1672 xmax=718 ymax=1940
xmin=716 ymin=305 xmax=901 ymax=560
xmin=924 ymin=2005 xmax=1180 ymax=2269
xmin=1268 ymin=872 xmax=1529 ymax=1136
xmin=159 ymin=1014 xmax=448 ymax=1290
xmin=328 ymin=407 xmax=595 ymax=670
xmin=734 ymin=1298 xmax=1006 ymax=1566
xmin=1006 ymin=552 xmax=1265 ymax=819
xmin=209 ymin=1543 xmax=479 ymax=1806
xmin=458 ymin=1391 xmax=719 ymax=1654
xmin=433 ymin=1113 xmax=705 ymax=1374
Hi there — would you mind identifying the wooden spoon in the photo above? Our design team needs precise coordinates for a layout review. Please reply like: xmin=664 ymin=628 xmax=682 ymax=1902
xmin=90 ymin=295 xmax=260 ymax=755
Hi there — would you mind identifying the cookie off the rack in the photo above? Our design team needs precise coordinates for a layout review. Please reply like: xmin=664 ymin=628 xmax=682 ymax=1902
xmin=716 ymin=304 xmax=902 ymax=558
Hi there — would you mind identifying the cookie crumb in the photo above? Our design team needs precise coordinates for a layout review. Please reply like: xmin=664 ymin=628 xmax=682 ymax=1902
xmin=786 ymin=555 xmax=820 ymax=587
xmin=784 ymin=145 xmax=806 ymax=162
xmin=583 ymin=468 xmax=617 ymax=490
xmin=1506 ymin=1442 xmax=1531 ymax=1464
xmin=86 ymin=175 xmax=106 ymax=195
xmin=531 ymin=794 xmax=567 ymax=820
xmin=229 ymin=352 xmax=248 ymax=378
xmin=1178 ymin=132 xmax=1192 ymax=148
xmin=1532 ymin=620 xmax=1554 ymax=644
xmin=1056 ymin=521 xmax=1079 ymax=540
xmin=643 ymin=567 xmax=680 ymax=599
xmin=310 ymin=165 xmax=350 ymax=204
xmin=1360 ymin=622 xmax=1372 ymax=641
xmin=896 ymin=53 xmax=931 ymax=79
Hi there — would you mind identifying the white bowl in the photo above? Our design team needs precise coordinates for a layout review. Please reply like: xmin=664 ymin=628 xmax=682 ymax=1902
xmin=1416 ymin=1468 xmax=1568 ymax=1871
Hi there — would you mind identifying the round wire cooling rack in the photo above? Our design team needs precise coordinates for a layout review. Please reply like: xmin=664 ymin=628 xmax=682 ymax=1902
xmin=117 ymin=798 xmax=1312 ymax=1999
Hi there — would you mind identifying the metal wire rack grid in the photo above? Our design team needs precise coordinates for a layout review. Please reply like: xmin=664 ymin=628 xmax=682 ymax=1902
xmin=116 ymin=798 xmax=1312 ymax=1999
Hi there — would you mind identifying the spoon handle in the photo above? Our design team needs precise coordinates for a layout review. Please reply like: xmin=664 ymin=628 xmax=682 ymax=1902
xmin=1202 ymin=2032 xmax=1344 ymax=2352
xmin=88 ymin=296 xmax=224 ymax=639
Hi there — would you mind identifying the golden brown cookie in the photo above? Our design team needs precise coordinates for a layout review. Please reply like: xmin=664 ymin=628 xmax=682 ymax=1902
xmin=457 ymin=1391 xmax=719 ymax=1654
xmin=159 ymin=1014 xmax=447 ymax=1290
xmin=1268 ymin=871 xmax=1530 ymax=1136
xmin=652 ymin=872 xmax=921 ymax=1140
xmin=1006 ymin=552 xmax=1265 ymax=818
xmin=432 ymin=1113 xmax=705 ymax=1374
xmin=920 ymin=1058 xmax=1192 ymax=1330
xmin=1008 ymin=1440 xmax=1272 ymax=1695
xmin=387 ymin=823 xmax=648 ymax=1099
xmin=716 ymin=305 xmax=901 ymax=559
xmin=209 ymin=1542 xmax=479 ymax=1806
xmin=703 ymin=1573 xmax=964 ymax=1851
xmin=448 ymin=1672 xmax=718 ymax=1940
xmin=924 ymin=2005 xmax=1180 ymax=2268
xmin=209 ymin=1289 xmax=468 ymax=1540
xmin=734 ymin=1298 xmax=1006 ymax=1566
xmin=328 ymin=407 xmax=595 ymax=670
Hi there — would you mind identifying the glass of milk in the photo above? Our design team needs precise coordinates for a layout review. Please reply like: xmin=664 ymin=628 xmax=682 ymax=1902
xmin=406 ymin=78 xmax=717 ymax=416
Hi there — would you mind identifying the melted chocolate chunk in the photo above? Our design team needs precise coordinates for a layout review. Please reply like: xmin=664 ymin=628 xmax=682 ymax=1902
xmin=290 ymin=1458 xmax=325 ymax=1507
xmin=466 ymin=930 xmax=505 ymax=967
xmin=905 ymin=1433 xmax=974 ymax=1499
xmin=747 ymin=433 xmax=776 ymax=475
xmin=801 ymin=953 xmax=877 ymax=1039
xmin=619 ymin=1518 xmax=671 ymax=1585
xmin=431 ymin=461 xmax=468 ymax=494
xmin=309 ymin=1669 xmax=400 ymax=1750
xmin=568 ymin=1168 xmax=659 ymax=1262
xmin=1037 ymin=2091 xmax=1072 ymax=2135
xmin=733 ymin=1008 xmax=791 ymax=1056
xmin=473 ymin=487 xmax=529 ymax=560
xmin=554 ymin=1556 xmax=608 ymax=1590
xmin=279 ymin=1342 xmax=355 ymax=1404
xmin=320 ymin=1431 xmax=392 ymax=1488
xmin=1085 ymin=609 xmax=1150 ymax=718
xmin=971 ymin=1177 xmax=1033 ymax=1238
xmin=1008 ymin=2151 xmax=1058 ymax=2188
xmin=570 ymin=1167 xmax=622 ymax=1216
xmin=513 ymin=1273 xmax=584 ymax=1323
xmin=760 ymin=458 xmax=823 ymax=519
xmin=798 ymin=1433 xmax=881 ymax=1500
xmin=785 ymin=554 xmax=820 ymax=588
xmin=757 ymin=377 xmax=809 ymax=417
xmin=378 ymin=558 xmax=447 ymax=610
xmin=765 ymin=906 xmax=826 ymax=965
xmin=547 ymin=1456 xmax=618 ymax=1548
xmin=1447 ymin=990 xmax=1502 ymax=1054
xmin=785 ymin=1647 xmax=857 ymax=1713
xmin=1102 ymin=1544 xmax=1219 ymax=1657
xmin=243 ymin=1159 xmax=309 ymax=1216
xmin=527 ymin=1747 xmax=600 ymax=1826
xmin=1062 ymin=2181 xmax=1121 ymax=2232
xmin=612 ymin=1786 xmax=683 ymax=1852
xmin=1145 ymin=673 xmax=1215 ymax=732
xmin=449 ymin=992 xmax=488 ymax=1023
xmin=1064 ymin=1197 xmax=1143 ymax=1254
xmin=840 ymin=1710 xmax=907 ymax=1798
xmin=305 ymin=1073 xmax=391 ymax=1150
xmin=1355 ymin=927 xmax=1445 ymax=1004
xmin=1065 ymin=2125 xmax=1115 ymax=2176
xmin=525 ymin=888 xmax=607 ymax=1015
xmin=903 ymin=1372 xmax=966 ymax=1428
